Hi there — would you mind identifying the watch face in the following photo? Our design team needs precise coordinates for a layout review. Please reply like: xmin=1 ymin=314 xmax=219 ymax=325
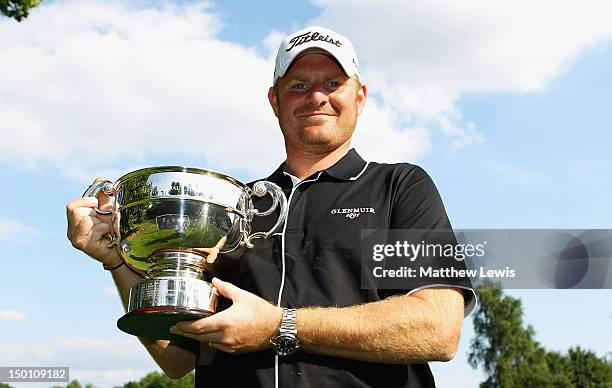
xmin=271 ymin=334 xmax=299 ymax=356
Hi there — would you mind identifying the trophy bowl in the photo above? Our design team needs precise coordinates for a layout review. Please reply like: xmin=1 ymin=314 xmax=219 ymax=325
xmin=83 ymin=166 xmax=287 ymax=340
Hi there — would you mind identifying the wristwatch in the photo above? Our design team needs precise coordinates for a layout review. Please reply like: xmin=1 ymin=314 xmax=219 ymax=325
xmin=270 ymin=308 xmax=300 ymax=356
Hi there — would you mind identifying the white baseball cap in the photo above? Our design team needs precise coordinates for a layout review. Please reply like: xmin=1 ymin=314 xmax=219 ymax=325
xmin=273 ymin=26 xmax=361 ymax=85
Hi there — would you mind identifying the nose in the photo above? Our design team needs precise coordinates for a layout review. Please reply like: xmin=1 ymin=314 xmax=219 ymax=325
xmin=305 ymin=85 xmax=329 ymax=107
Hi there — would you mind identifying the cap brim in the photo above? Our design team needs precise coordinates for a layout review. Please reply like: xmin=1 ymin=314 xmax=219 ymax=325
xmin=276 ymin=47 xmax=352 ymax=84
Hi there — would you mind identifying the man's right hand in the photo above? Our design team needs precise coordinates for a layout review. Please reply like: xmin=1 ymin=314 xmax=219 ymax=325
xmin=66 ymin=178 xmax=122 ymax=266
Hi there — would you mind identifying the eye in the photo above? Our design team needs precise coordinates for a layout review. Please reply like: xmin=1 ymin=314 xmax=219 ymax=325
xmin=291 ymin=82 xmax=308 ymax=90
xmin=325 ymin=80 xmax=341 ymax=89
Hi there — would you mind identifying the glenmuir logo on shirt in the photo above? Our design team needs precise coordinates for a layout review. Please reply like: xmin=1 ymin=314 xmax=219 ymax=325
xmin=330 ymin=207 xmax=375 ymax=219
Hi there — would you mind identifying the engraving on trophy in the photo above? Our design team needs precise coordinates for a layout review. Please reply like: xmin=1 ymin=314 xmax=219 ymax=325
xmin=141 ymin=282 xmax=156 ymax=302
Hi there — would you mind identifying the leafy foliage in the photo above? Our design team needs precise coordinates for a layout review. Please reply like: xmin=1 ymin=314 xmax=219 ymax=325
xmin=121 ymin=371 xmax=195 ymax=388
xmin=0 ymin=0 xmax=41 ymax=21
xmin=50 ymin=381 xmax=93 ymax=388
xmin=469 ymin=281 xmax=612 ymax=387
xmin=50 ymin=372 xmax=195 ymax=388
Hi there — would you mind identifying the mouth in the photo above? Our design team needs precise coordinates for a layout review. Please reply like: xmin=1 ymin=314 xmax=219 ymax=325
xmin=298 ymin=112 xmax=335 ymax=117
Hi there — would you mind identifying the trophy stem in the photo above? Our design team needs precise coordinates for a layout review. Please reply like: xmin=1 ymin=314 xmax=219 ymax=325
xmin=147 ymin=251 xmax=207 ymax=279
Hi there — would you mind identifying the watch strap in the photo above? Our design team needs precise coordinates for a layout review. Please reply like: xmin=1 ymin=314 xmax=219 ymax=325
xmin=279 ymin=308 xmax=297 ymax=335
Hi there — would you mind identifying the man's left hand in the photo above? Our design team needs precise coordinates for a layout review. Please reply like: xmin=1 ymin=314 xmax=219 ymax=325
xmin=170 ymin=278 xmax=282 ymax=354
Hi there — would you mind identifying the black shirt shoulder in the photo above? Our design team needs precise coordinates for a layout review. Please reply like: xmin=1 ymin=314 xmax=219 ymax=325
xmin=365 ymin=162 xmax=452 ymax=230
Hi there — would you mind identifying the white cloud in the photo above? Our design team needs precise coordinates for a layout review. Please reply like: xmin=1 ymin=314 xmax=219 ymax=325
xmin=0 ymin=218 xmax=41 ymax=241
xmin=0 ymin=0 xmax=285 ymax=179
xmin=310 ymin=0 xmax=612 ymax=141
xmin=353 ymin=99 xmax=432 ymax=163
xmin=0 ymin=309 xmax=26 ymax=321
xmin=262 ymin=29 xmax=286 ymax=63
xmin=437 ymin=117 xmax=484 ymax=151
xmin=2 ymin=0 xmax=611 ymax=178
xmin=0 ymin=336 xmax=163 ymax=387
xmin=0 ymin=336 xmax=155 ymax=367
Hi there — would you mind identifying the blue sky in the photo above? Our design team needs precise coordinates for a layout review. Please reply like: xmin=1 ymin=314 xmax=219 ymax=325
xmin=1 ymin=1 xmax=611 ymax=387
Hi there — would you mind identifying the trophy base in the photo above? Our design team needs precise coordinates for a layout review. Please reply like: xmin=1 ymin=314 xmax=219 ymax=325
xmin=118 ymin=306 xmax=212 ymax=341
xmin=117 ymin=277 xmax=218 ymax=340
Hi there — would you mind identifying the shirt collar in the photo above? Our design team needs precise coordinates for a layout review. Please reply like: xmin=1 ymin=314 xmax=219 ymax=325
xmin=267 ymin=148 xmax=368 ymax=186
xmin=323 ymin=148 xmax=368 ymax=180
xmin=282 ymin=171 xmax=301 ymax=187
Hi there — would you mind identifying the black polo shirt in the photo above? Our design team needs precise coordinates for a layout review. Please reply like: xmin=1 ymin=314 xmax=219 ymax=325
xmin=195 ymin=149 xmax=476 ymax=388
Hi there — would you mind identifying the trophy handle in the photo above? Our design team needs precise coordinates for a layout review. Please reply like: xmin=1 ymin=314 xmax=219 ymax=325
xmin=243 ymin=181 xmax=287 ymax=248
xmin=82 ymin=180 xmax=116 ymax=215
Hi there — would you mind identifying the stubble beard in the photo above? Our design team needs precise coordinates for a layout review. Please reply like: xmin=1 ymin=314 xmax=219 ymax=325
xmin=281 ymin=120 xmax=356 ymax=155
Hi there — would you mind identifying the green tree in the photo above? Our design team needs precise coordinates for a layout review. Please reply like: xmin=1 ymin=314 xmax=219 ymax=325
xmin=1 ymin=383 xmax=14 ymax=388
xmin=469 ymin=281 xmax=612 ymax=387
xmin=50 ymin=373 xmax=195 ymax=388
xmin=544 ymin=351 xmax=575 ymax=387
xmin=0 ymin=0 xmax=41 ymax=21
xmin=51 ymin=380 xmax=94 ymax=388
xmin=564 ymin=347 xmax=612 ymax=387
xmin=122 ymin=371 xmax=195 ymax=388
xmin=468 ymin=281 xmax=552 ymax=387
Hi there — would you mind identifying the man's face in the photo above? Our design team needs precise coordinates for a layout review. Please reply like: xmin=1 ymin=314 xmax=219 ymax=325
xmin=268 ymin=53 xmax=367 ymax=154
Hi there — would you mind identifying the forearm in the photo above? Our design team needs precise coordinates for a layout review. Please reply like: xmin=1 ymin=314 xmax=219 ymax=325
xmin=108 ymin=258 xmax=196 ymax=378
xmin=296 ymin=288 xmax=464 ymax=364
xmin=107 ymin=257 xmax=145 ymax=310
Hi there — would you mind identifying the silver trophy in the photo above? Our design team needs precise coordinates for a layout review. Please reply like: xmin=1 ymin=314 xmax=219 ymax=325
xmin=83 ymin=167 xmax=287 ymax=340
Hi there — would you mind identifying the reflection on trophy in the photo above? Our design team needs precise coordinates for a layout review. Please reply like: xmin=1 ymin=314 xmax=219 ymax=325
xmin=83 ymin=167 xmax=287 ymax=340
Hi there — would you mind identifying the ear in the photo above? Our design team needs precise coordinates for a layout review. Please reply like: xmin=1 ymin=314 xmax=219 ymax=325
xmin=268 ymin=87 xmax=279 ymax=117
xmin=356 ymin=83 xmax=367 ymax=116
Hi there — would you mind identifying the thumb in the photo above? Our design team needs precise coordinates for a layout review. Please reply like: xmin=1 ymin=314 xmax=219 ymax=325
xmin=211 ymin=277 xmax=243 ymax=301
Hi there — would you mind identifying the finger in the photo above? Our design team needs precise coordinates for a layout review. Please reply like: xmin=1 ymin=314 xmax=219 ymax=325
xmin=168 ymin=328 xmax=201 ymax=342
xmin=68 ymin=211 xmax=95 ymax=241
xmin=68 ymin=177 xmax=108 ymax=213
xmin=97 ymin=191 xmax=113 ymax=212
xmin=173 ymin=333 xmax=235 ymax=355
xmin=194 ymin=248 xmax=220 ymax=264
xmin=169 ymin=326 xmax=226 ymax=346
xmin=69 ymin=213 xmax=112 ymax=248
xmin=83 ymin=178 xmax=113 ymax=211
xmin=169 ymin=328 xmax=236 ymax=354
xmin=172 ymin=315 xmax=225 ymax=335
xmin=171 ymin=327 xmax=225 ymax=343
xmin=67 ymin=200 xmax=111 ymax=226
xmin=70 ymin=221 xmax=110 ymax=250
xmin=211 ymin=277 xmax=243 ymax=300
xmin=72 ymin=209 xmax=109 ymax=234
xmin=90 ymin=221 xmax=112 ymax=242
xmin=67 ymin=202 xmax=112 ymax=237
xmin=67 ymin=197 xmax=99 ymax=212
xmin=92 ymin=180 xmax=114 ymax=210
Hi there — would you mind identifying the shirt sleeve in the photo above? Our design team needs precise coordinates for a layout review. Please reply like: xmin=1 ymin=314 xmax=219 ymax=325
xmin=385 ymin=165 xmax=477 ymax=317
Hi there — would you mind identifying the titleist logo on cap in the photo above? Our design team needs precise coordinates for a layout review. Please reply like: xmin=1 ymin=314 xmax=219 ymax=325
xmin=286 ymin=31 xmax=342 ymax=52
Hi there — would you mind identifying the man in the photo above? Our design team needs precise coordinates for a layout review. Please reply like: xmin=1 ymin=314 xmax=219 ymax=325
xmin=66 ymin=26 xmax=475 ymax=387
